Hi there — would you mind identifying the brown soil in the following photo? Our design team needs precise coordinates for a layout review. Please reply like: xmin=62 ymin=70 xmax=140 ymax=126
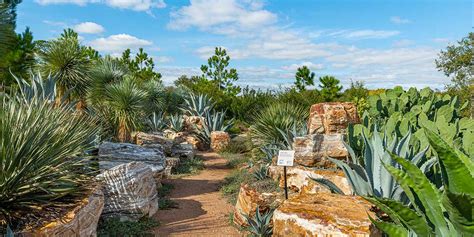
xmin=153 ymin=152 xmax=243 ymax=237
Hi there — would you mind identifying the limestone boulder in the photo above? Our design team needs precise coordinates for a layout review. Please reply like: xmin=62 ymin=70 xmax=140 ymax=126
xmin=164 ymin=157 xmax=180 ymax=177
xmin=272 ymin=193 xmax=378 ymax=237
xmin=97 ymin=162 xmax=159 ymax=221
xmin=233 ymin=184 xmax=280 ymax=227
xmin=183 ymin=115 xmax=204 ymax=133
xmin=211 ymin=131 xmax=230 ymax=152
xmin=171 ymin=143 xmax=195 ymax=159
xmin=186 ymin=135 xmax=206 ymax=151
xmin=293 ymin=134 xmax=348 ymax=167
xmin=135 ymin=132 xmax=174 ymax=155
xmin=308 ymin=102 xmax=359 ymax=135
xmin=20 ymin=187 xmax=104 ymax=237
xmin=98 ymin=142 xmax=165 ymax=172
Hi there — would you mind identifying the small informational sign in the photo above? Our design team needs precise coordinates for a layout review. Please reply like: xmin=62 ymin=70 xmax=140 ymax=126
xmin=277 ymin=150 xmax=295 ymax=167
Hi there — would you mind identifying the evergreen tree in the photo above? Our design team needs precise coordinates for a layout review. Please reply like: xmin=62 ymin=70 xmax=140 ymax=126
xmin=200 ymin=47 xmax=240 ymax=96
xmin=319 ymin=75 xmax=342 ymax=101
xmin=294 ymin=66 xmax=315 ymax=91
xmin=120 ymin=48 xmax=161 ymax=83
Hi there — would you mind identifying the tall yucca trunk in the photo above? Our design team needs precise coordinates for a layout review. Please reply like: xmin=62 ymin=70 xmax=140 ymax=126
xmin=117 ymin=119 xmax=130 ymax=143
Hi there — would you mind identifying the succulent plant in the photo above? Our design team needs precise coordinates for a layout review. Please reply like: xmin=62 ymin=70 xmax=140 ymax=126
xmin=252 ymin=165 xmax=269 ymax=181
xmin=313 ymin=129 xmax=436 ymax=203
xmin=243 ymin=206 xmax=274 ymax=237
xmin=366 ymin=129 xmax=474 ymax=236
xmin=168 ymin=114 xmax=184 ymax=132
xmin=147 ymin=111 xmax=167 ymax=132
xmin=180 ymin=91 xmax=214 ymax=117
xmin=195 ymin=110 xmax=234 ymax=145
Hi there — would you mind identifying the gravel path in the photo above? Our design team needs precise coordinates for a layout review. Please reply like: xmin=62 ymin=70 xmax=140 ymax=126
xmin=153 ymin=152 xmax=242 ymax=237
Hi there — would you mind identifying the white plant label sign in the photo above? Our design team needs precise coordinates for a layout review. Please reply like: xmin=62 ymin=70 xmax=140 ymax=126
xmin=277 ymin=150 xmax=295 ymax=167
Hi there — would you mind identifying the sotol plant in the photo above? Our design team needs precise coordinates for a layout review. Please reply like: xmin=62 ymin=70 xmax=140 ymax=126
xmin=365 ymin=129 xmax=474 ymax=236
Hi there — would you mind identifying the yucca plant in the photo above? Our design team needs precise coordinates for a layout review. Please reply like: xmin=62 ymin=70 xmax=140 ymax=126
xmin=250 ymin=102 xmax=308 ymax=147
xmin=168 ymin=114 xmax=184 ymax=132
xmin=365 ymin=129 xmax=474 ymax=236
xmin=253 ymin=165 xmax=269 ymax=181
xmin=195 ymin=111 xmax=234 ymax=145
xmin=142 ymin=79 xmax=165 ymax=115
xmin=313 ymin=130 xmax=436 ymax=203
xmin=243 ymin=206 xmax=274 ymax=237
xmin=180 ymin=91 xmax=214 ymax=117
xmin=103 ymin=77 xmax=147 ymax=142
xmin=87 ymin=56 xmax=128 ymax=106
xmin=0 ymin=79 xmax=99 ymax=223
xmin=147 ymin=111 xmax=167 ymax=132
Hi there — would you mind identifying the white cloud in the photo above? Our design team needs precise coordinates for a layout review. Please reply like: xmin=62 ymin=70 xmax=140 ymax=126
xmin=35 ymin=0 xmax=166 ymax=11
xmin=392 ymin=39 xmax=414 ymax=47
xmin=88 ymin=34 xmax=153 ymax=53
xmin=433 ymin=38 xmax=451 ymax=43
xmin=73 ymin=22 xmax=104 ymax=34
xmin=390 ymin=16 xmax=411 ymax=24
xmin=330 ymin=29 xmax=400 ymax=39
xmin=168 ymin=0 xmax=276 ymax=33
xmin=282 ymin=62 xmax=324 ymax=71
xmin=153 ymin=56 xmax=172 ymax=63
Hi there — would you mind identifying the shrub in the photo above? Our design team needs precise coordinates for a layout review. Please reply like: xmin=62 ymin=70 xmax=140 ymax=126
xmin=250 ymin=102 xmax=308 ymax=147
xmin=97 ymin=217 xmax=159 ymax=236
xmin=0 ymin=76 xmax=99 ymax=224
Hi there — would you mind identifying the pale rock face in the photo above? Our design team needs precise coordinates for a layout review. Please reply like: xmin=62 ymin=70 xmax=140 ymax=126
xmin=268 ymin=165 xmax=351 ymax=195
xmin=183 ymin=115 xmax=204 ymax=133
xmin=96 ymin=162 xmax=159 ymax=221
xmin=272 ymin=193 xmax=378 ymax=237
xmin=293 ymin=134 xmax=348 ymax=167
xmin=185 ymin=135 xmax=206 ymax=151
xmin=210 ymin=131 xmax=230 ymax=152
xmin=308 ymin=102 xmax=359 ymax=135
xmin=20 ymin=187 xmax=104 ymax=237
xmin=164 ymin=157 xmax=180 ymax=177
xmin=233 ymin=184 xmax=280 ymax=227
xmin=98 ymin=142 xmax=166 ymax=173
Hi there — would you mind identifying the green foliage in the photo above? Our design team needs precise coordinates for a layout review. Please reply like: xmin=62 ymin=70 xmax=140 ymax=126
xmin=250 ymin=102 xmax=308 ymax=147
xmin=88 ymin=56 xmax=128 ymax=106
xmin=157 ymin=183 xmax=178 ymax=210
xmin=221 ymin=169 xmax=252 ymax=204
xmin=0 ymin=76 xmax=99 ymax=221
xmin=294 ymin=66 xmax=315 ymax=92
xmin=319 ymin=75 xmax=342 ymax=101
xmin=38 ymin=29 xmax=93 ymax=100
xmin=97 ymin=217 xmax=159 ymax=237
xmin=220 ymin=152 xmax=250 ymax=168
xmin=103 ymin=77 xmax=147 ymax=142
xmin=229 ymin=87 xmax=274 ymax=122
xmin=366 ymin=130 xmax=474 ymax=236
xmin=181 ymin=91 xmax=215 ymax=117
xmin=120 ymin=48 xmax=161 ymax=83
xmin=243 ymin=206 xmax=274 ymax=237
xmin=310 ymin=178 xmax=344 ymax=194
xmin=196 ymin=110 xmax=234 ymax=146
xmin=168 ymin=114 xmax=184 ymax=132
xmin=147 ymin=112 xmax=167 ymax=132
xmin=174 ymin=156 xmax=204 ymax=175
xmin=341 ymin=81 xmax=369 ymax=116
xmin=252 ymin=165 xmax=269 ymax=181
xmin=200 ymin=47 xmax=240 ymax=96
xmin=276 ymin=88 xmax=322 ymax=109
xmin=317 ymin=130 xmax=434 ymax=203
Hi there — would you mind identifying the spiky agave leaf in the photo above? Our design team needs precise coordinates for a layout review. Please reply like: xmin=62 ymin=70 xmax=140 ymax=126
xmin=180 ymin=91 xmax=214 ymax=116
xmin=252 ymin=165 xmax=269 ymax=181
xmin=147 ymin=111 xmax=167 ymax=132
xmin=168 ymin=114 xmax=184 ymax=132
xmin=243 ymin=206 xmax=274 ymax=237
xmin=310 ymin=177 xmax=345 ymax=194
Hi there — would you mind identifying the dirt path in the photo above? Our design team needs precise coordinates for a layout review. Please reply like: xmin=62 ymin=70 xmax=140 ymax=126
xmin=153 ymin=152 xmax=242 ymax=237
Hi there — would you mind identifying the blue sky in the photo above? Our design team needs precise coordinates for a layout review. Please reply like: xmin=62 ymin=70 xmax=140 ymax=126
xmin=16 ymin=0 xmax=473 ymax=89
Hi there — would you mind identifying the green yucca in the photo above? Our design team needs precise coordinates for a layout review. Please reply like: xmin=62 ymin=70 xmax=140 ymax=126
xmin=250 ymin=102 xmax=308 ymax=147
xmin=0 ymin=80 xmax=99 ymax=221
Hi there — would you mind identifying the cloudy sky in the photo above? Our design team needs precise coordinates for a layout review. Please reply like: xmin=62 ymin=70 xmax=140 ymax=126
xmin=17 ymin=0 xmax=472 ymax=89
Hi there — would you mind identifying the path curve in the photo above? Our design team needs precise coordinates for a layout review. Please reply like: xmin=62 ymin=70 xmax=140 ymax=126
xmin=153 ymin=152 xmax=242 ymax=237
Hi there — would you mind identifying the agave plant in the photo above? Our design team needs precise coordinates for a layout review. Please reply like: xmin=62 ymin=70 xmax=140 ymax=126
xmin=13 ymin=72 xmax=58 ymax=104
xmin=1 ymin=82 xmax=99 ymax=222
xmin=277 ymin=122 xmax=308 ymax=149
xmin=366 ymin=129 xmax=474 ymax=236
xmin=103 ymin=77 xmax=147 ymax=142
xmin=253 ymin=165 xmax=269 ymax=181
xmin=250 ymin=102 xmax=308 ymax=147
xmin=168 ymin=114 xmax=184 ymax=132
xmin=313 ymin=130 xmax=436 ymax=203
xmin=147 ymin=111 xmax=167 ymax=132
xmin=243 ymin=206 xmax=274 ymax=237
xmin=180 ymin=91 xmax=214 ymax=117
xmin=196 ymin=111 xmax=234 ymax=145
xmin=260 ymin=144 xmax=279 ymax=164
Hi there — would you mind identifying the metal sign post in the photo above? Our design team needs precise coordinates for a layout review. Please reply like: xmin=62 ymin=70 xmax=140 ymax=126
xmin=277 ymin=150 xmax=295 ymax=200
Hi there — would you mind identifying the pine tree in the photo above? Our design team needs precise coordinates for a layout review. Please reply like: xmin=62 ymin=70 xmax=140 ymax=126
xmin=200 ymin=47 xmax=240 ymax=96
xmin=294 ymin=66 xmax=315 ymax=91
xmin=319 ymin=75 xmax=342 ymax=102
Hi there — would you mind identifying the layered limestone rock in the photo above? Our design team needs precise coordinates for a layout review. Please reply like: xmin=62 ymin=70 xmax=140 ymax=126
xmin=210 ymin=131 xmax=230 ymax=152
xmin=97 ymin=162 xmax=159 ymax=221
xmin=183 ymin=115 xmax=204 ymax=132
xmin=268 ymin=165 xmax=351 ymax=194
xmin=308 ymin=102 xmax=359 ymax=135
xmin=233 ymin=184 xmax=280 ymax=227
xmin=293 ymin=134 xmax=348 ymax=167
xmin=98 ymin=142 xmax=165 ymax=173
xmin=273 ymin=193 xmax=377 ymax=237
xmin=164 ymin=157 xmax=180 ymax=177
xmin=20 ymin=187 xmax=104 ymax=237
xmin=135 ymin=132 xmax=195 ymax=159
